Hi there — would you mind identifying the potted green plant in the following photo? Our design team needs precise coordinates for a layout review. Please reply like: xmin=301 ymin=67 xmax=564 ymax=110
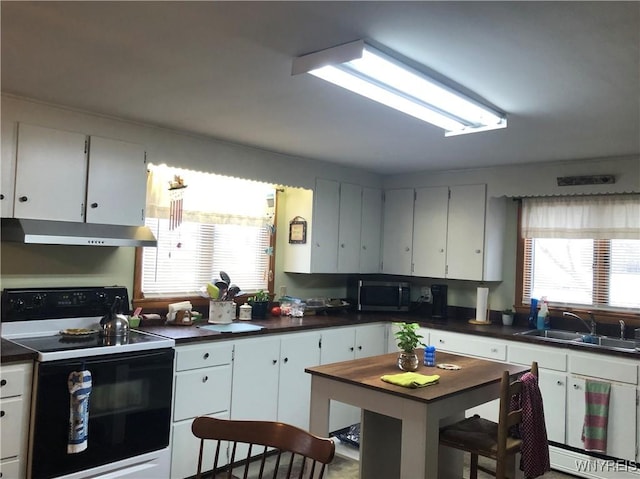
xmin=501 ymin=306 xmax=515 ymax=326
xmin=249 ymin=290 xmax=270 ymax=319
xmin=393 ymin=322 xmax=425 ymax=371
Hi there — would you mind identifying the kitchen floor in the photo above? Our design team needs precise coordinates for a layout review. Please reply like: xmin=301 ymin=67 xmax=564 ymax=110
xmin=238 ymin=443 xmax=578 ymax=478
xmin=324 ymin=448 xmax=579 ymax=478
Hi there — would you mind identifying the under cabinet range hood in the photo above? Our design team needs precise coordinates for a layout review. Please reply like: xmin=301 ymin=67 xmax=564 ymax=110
xmin=1 ymin=218 xmax=157 ymax=247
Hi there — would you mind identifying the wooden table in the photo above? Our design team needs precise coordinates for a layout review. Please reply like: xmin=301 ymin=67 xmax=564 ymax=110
xmin=306 ymin=351 xmax=529 ymax=479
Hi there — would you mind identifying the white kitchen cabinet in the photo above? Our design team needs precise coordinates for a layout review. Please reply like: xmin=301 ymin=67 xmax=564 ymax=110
xmin=12 ymin=123 xmax=147 ymax=226
xmin=310 ymin=178 xmax=340 ymax=273
xmin=171 ymin=342 xmax=233 ymax=479
xmin=0 ymin=361 xmax=33 ymax=479
xmin=337 ymin=182 xmax=362 ymax=274
xmin=412 ymin=186 xmax=449 ymax=277
xmin=15 ymin=123 xmax=87 ymax=222
xmin=359 ymin=187 xmax=382 ymax=274
xmin=508 ymin=343 xmax=568 ymax=443
xmin=566 ymin=352 xmax=638 ymax=462
xmin=231 ymin=331 xmax=321 ymax=429
xmin=85 ymin=136 xmax=147 ymax=226
xmin=283 ymin=179 xmax=379 ymax=274
xmin=430 ymin=329 xmax=507 ymax=362
xmin=320 ymin=323 xmax=387 ymax=432
xmin=382 ymin=184 xmax=505 ymax=280
xmin=1 ymin=120 xmax=17 ymax=217
xmin=381 ymin=188 xmax=414 ymax=275
xmin=276 ymin=332 xmax=322 ymax=429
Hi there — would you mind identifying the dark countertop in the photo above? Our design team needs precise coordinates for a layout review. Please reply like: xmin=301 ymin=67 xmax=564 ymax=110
xmin=2 ymin=311 xmax=637 ymax=363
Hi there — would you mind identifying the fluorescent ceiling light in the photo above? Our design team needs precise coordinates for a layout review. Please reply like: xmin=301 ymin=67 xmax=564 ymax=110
xmin=292 ymin=40 xmax=507 ymax=136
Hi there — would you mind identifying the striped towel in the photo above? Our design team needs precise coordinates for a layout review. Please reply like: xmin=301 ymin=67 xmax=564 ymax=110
xmin=581 ymin=379 xmax=611 ymax=453
xmin=67 ymin=370 xmax=92 ymax=454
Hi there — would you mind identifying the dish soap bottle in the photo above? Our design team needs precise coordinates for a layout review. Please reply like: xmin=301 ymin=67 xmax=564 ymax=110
xmin=537 ymin=297 xmax=550 ymax=330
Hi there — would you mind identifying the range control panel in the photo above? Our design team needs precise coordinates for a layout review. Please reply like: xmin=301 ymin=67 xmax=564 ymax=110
xmin=1 ymin=286 xmax=129 ymax=321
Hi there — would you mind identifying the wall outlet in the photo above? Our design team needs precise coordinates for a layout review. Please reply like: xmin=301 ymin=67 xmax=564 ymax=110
xmin=279 ymin=285 xmax=287 ymax=298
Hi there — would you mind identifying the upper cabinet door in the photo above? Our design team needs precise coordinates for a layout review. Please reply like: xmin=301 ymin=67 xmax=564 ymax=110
xmin=337 ymin=182 xmax=362 ymax=274
xmin=412 ymin=186 xmax=449 ymax=278
xmin=86 ymin=136 xmax=146 ymax=226
xmin=446 ymin=184 xmax=486 ymax=280
xmin=14 ymin=123 xmax=87 ymax=222
xmin=1 ymin=121 xmax=17 ymax=218
xmin=381 ymin=188 xmax=414 ymax=276
xmin=310 ymin=178 xmax=340 ymax=273
xmin=360 ymin=187 xmax=382 ymax=274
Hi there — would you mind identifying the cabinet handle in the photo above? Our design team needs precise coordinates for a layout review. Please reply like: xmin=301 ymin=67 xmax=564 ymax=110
xmin=475 ymin=249 xmax=481 ymax=254
xmin=284 ymin=357 xmax=289 ymax=363
xmin=362 ymin=245 xmax=367 ymax=250
xmin=439 ymin=249 xmax=444 ymax=253
xmin=358 ymin=346 xmax=362 ymax=350
xmin=405 ymin=247 xmax=410 ymax=252
xmin=18 ymin=196 xmax=28 ymax=202
xmin=490 ymin=348 xmax=498 ymax=353
xmin=0 ymin=194 xmax=4 ymax=200
xmin=573 ymin=384 xmax=580 ymax=389
xmin=203 ymin=353 xmax=210 ymax=360
xmin=439 ymin=339 xmax=445 ymax=344
xmin=0 ymin=379 xmax=6 ymax=387
xmin=272 ymin=359 xmax=277 ymax=365
xmin=91 ymin=202 xmax=98 ymax=208
xmin=202 ymin=376 xmax=208 ymax=383
xmin=350 ymin=347 xmax=354 ymax=352
xmin=340 ymin=243 xmax=345 ymax=248
xmin=0 ymin=410 xmax=4 ymax=417
xmin=557 ymin=380 xmax=564 ymax=386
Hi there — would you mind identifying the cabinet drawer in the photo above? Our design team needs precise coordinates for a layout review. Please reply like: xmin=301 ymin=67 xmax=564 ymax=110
xmin=508 ymin=344 xmax=567 ymax=372
xmin=431 ymin=332 xmax=506 ymax=361
xmin=1 ymin=397 xmax=23 ymax=458
xmin=174 ymin=365 xmax=231 ymax=421
xmin=570 ymin=352 xmax=638 ymax=384
xmin=0 ymin=364 xmax=28 ymax=398
xmin=175 ymin=342 xmax=233 ymax=371
xmin=0 ymin=457 xmax=20 ymax=478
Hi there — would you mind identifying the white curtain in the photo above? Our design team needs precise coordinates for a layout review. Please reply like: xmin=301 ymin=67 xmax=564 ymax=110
xmin=522 ymin=195 xmax=640 ymax=239
xmin=146 ymin=164 xmax=274 ymax=227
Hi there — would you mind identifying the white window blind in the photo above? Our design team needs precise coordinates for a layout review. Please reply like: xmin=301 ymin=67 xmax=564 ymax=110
xmin=142 ymin=165 xmax=274 ymax=297
xmin=521 ymin=195 xmax=640 ymax=311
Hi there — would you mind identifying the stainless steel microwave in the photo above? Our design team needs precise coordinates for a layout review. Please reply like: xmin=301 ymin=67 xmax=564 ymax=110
xmin=349 ymin=280 xmax=410 ymax=312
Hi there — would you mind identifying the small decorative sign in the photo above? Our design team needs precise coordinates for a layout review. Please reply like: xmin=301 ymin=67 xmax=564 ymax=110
xmin=289 ymin=216 xmax=307 ymax=244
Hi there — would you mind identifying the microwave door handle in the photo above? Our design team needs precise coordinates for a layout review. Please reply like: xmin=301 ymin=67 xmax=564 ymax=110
xmin=398 ymin=285 xmax=402 ymax=309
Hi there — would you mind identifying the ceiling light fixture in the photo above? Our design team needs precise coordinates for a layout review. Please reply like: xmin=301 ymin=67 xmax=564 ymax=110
xmin=292 ymin=40 xmax=507 ymax=136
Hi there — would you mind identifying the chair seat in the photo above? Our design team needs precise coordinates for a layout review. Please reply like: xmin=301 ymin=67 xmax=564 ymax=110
xmin=440 ymin=414 xmax=522 ymax=458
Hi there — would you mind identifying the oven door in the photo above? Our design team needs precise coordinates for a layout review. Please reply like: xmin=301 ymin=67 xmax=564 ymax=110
xmin=29 ymin=348 xmax=174 ymax=479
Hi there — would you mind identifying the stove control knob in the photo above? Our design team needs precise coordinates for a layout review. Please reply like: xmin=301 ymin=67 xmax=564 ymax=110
xmin=11 ymin=298 xmax=25 ymax=312
xmin=32 ymin=294 xmax=44 ymax=308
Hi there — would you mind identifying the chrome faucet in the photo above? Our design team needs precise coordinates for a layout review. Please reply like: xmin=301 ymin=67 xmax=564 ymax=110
xmin=563 ymin=311 xmax=597 ymax=336
xmin=619 ymin=320 xmax=626 ymax=340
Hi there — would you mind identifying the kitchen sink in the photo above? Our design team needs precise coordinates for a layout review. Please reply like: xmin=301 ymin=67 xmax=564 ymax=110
xmin=516 ymin=329 xmax=585 ymax=341
xmin=515 ymin=329 xmax=638 ymax=351
xmin=596 ymin=337 xmax=638 ymax=350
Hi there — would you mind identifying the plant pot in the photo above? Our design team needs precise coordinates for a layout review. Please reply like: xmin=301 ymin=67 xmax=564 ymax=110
xmin=397 ymin=351 xmax=419 ymax=371
xmin=502 ymin=313 xmax=514 ymax=326
xmin=251 ymin=301 xmax=269 ymax=320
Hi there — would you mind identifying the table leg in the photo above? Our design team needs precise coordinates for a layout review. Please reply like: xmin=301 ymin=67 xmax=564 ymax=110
xmin=309 ymin=376 xmax=330 ymax=437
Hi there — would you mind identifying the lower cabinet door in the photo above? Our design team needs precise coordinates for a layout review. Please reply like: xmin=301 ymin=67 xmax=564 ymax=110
xmin=171 ymin=412 xmax=229 ymax=479
xmin=537 ymin=369 xmax=567 ymax=444
xmin=567 ymin=376 xmax=637 ymax=462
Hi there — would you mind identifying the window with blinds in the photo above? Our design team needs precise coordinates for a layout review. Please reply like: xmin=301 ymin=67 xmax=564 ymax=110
xmin=140 ymin=165 xmax=274 ymax=298
xmin=520 ymin=195 xmax=640 ymax=311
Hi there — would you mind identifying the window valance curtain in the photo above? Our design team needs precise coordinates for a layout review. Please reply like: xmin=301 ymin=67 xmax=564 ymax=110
xmin=146 ymin=164 xmax=275 ymax=227
xmin=522 ymin=194 xmax=640 ymax=239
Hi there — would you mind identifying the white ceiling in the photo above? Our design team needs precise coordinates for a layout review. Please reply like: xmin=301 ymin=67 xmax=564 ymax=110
xmin=2 ymin=1 xmax=639 ymax=175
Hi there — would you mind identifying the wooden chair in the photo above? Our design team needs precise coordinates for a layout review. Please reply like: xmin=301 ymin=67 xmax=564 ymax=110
xmin=191 ymin=416 xmax=335 ymax=479
xmin=439 ymin=362 xmax=539 ymax=479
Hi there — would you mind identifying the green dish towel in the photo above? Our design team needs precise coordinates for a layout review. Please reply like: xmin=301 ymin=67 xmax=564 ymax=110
xmin=380 ymin=372 xmax=440 ymax=388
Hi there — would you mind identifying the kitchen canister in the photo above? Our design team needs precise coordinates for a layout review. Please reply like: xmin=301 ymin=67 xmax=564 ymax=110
xmin=238 ymin=303 xmax=252 ymax=320
xmin=208 ymin=301 xmax=235 ymax=324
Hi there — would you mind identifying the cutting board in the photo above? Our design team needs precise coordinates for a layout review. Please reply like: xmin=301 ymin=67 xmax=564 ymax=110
xmin=199 ymin=323 xmax=264 ymax=333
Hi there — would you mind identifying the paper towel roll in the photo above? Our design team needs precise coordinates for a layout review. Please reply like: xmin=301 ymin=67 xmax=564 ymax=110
xmin=475 ymin=287 xmax=490 ymax=323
